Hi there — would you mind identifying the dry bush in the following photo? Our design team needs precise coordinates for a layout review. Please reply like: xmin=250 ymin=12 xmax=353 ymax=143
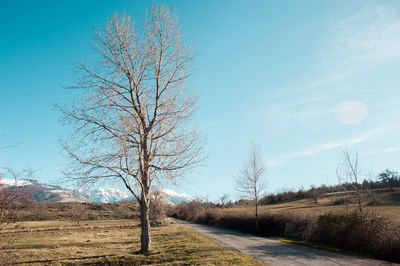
xmin=110 ymin=202 xmax=139 ymax=220
xmin=196 ymin=211 xmax=308 ymax=237
xmin=67 ymin=203 xmax=86 ymax=225
xmin=170 ymin=201 xmax=400 ymax=263
xmin=171 ymin=200 xmax=215 ymax=221
xmin=0 ymin=172 xmax=31 ymax=265
xmin=0 ymin=181 xmax=15 ymax=265
xmin=170 ymin=202 xmax=309 ymax=237
xmin=149 ymin=192 xmax=168 ymax=226
xmin=306 ymin=211 xmax=400 ymax=262
xmin=0 ymin=180 xmax=30 ymax=224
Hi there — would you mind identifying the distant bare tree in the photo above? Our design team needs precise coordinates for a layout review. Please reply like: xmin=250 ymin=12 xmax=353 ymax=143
xmin=336 ymin=149 xmax=367 ymax=213
xmin=58 ymin=4 xmax=204 ymax=253
xmin=0 ymin=168 xmax=31 ymax=225
xmin=0 ymin=143 xmax=31 ymax=225
xmin=218 ymin=193 xmax=230 ymax=207
xmin=0 ymin=173 xmax=15 ymax=227
xmin=310 ymin=185 xmax=319 ymax=204
xmin=235 ymin=143 xmax=266 ymax=232
xmin=149 ymin=190 xmax=166 ymax=225
xmin=68 ymin=203 xmax=86 ymax=225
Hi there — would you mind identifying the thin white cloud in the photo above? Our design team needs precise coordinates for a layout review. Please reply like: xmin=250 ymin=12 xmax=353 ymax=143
xmin=266 ymin=123 xmax=396 ymax=166
xmin=386 ymin=146 xmax=400 ymax=152
xmin=330 ymin=4 xmax=400 ymax=67
xmin=254 ymin=3 xmax=400 ymax=167
xmin=253 ymin=4 xmax=400 ymax=130
xmin=249 ymin=97 xmax=330 ymax=125
xmin=286 ymin=3 xmax=400 ymax=94
xmin=366 ymin=145 xmax=400 ymax=155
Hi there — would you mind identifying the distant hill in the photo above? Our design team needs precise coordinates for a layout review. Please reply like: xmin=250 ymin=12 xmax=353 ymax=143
xmin=1 ymin=178 xmax=193 ymax=204
xmin=2 ymin=178 xmax=84 ymax=203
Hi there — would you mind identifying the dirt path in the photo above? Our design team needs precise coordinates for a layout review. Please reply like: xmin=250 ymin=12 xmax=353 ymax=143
xmin=176 ymin=219 xmax=389 ymax=266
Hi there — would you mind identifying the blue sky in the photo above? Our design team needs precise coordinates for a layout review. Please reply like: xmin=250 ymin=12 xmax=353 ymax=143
xmin=1 ymin=0 xmax=400 ymax=201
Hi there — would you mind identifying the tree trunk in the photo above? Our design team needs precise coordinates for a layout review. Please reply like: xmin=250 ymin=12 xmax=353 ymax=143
xmin=355 ymin=186 xmax=362 ymax=213
xmin=255 ymin=200 xmax=259 ymax=233
xmin=140 ymin=199 xmax=151 ymax=253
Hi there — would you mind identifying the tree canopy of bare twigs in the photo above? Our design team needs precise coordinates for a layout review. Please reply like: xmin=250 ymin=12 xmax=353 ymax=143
xmin=235 ymin=143 xmax=266 ymax=232
xmin=0 ymin=144 xmax=31 ymax=225
xmin=58 ymin=4 xmax=204 ymax=253
xmin=336 ymin=149 xmax=370 ymax=213
xmin=0 ymin=167 xmax=30 ymax=265
xmin=0 ymin=168 xmax=31 ymax=226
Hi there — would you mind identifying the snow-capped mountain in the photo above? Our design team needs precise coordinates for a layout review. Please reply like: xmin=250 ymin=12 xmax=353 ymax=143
xmin=159 ymin=189 xmax=194 ymax=205
xmin=0 ymin=178 xmax=194 ymax=204
xmin=77 ymin=188 xmax=194 ymax=204
xmin=1 ymin=178 xmax=35 ymax=187
xmin=76 ymin=188 xmax=130 ymax=203
xmin=0 ymin=178 xmax=84 ymax=202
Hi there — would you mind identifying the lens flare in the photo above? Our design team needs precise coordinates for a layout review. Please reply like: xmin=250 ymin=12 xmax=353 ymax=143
xmin=335 ymin=100 xmax=368 ymax=125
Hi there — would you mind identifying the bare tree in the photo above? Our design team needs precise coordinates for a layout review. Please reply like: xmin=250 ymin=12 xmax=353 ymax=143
xmin=0 ymin=144 xmax=31 ymax=225
xmin=58 ymin=4 xmax=204 ymax=253
xmin=310 ymin=185 xmax=319 ymax=204
xmin=336 ymin=149 xmax=366 ymax=213
xmin=235 ymin=143 xmax=266 ymax=232
xmin=218 ymin=193 xmax=230 ymax=208
xmin=68 ymin=203 xmax=86 ymax=225
xmin=149 ymin=190 xmax=166 ymax=226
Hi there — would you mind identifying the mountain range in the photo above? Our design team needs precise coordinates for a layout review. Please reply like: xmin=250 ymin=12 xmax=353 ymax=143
xmin=1 ymin=178 xmax=193 ymax=204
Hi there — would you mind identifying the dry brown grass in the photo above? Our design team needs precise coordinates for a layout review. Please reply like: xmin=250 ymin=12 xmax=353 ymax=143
xmin=16 ymin=201 xmax=139 ymax=222
xmin=0 ymin=219 xmax=262 ymax=265
xmin=220 ymin=192 xmax=400 ymax=228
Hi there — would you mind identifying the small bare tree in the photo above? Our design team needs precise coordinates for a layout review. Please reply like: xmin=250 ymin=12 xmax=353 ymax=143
xmin=235 ymin=143 xmax=266 ymax=232
xmin=0 ymin=168 xmax=32 ymax=264
xmin=149 ymin=190 xmax=166 ymax=226
xmin=0 ymin=144 xmax=31 ymax=225
xmin=0 ymin=168 xmax=31 ymax=225
xmin=310 ymin=185 xmax=319 ymax=204
xmin=336 ymin=149 xmax=366 ymax=213
xmin=68 ymin=203 xmax=86 ymax=225
xmin=218 ymin=193 xmax=230 ymax=208
xmin=58 ymin=4 xmax=204 ymax=253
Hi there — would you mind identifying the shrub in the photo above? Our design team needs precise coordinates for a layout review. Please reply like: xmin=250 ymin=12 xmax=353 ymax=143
xmin=170 ymin=202 xmax=400 ymax=263
xmin=306 ymin=211 xmax=400 ymax=262
xmin=171 ymin=204 xmax=308 ymax=237
xmin=171 ymin=200 xmax=214 ymax=221
xmin=149 ymin=192 xmax=168 ymax=226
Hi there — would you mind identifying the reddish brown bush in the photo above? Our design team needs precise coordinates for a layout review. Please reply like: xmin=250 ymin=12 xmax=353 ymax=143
xmin=0 ymin=174 xmax=30 ymax=264
xmin=170 ymin=202 xmax=308 ymax=237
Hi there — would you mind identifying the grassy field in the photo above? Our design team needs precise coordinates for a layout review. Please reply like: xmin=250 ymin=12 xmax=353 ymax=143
xmin=15 ymin=201 xmax=140 ymax=222
xmin=0 ymin=219 xmax=262 ymax=265
xmin=221 ymin=200 xmax=400 ymax=222
xmin=219 ymin=188 xmax=400 ymax=226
